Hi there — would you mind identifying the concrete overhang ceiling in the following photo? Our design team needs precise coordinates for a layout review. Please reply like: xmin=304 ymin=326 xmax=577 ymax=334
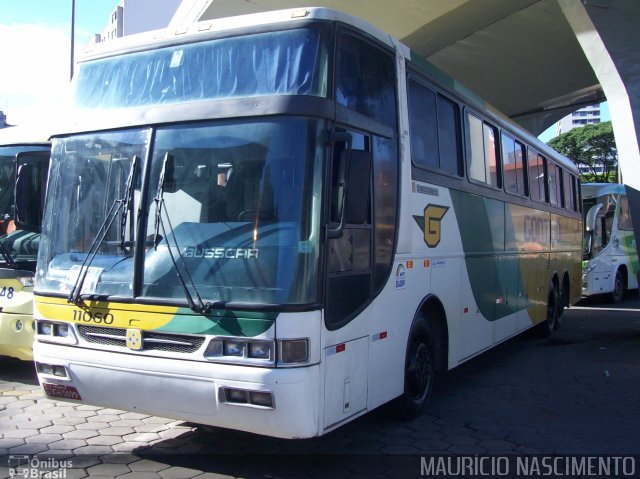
xmin=196 ymin=0 xmax=604 ymax=134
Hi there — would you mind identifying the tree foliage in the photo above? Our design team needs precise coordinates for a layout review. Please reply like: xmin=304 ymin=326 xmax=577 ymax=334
xmin=547 ymin=121 xmax=617 ymax=182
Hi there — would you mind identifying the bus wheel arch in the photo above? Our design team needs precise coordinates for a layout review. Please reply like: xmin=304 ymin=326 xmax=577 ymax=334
xmin=392 ymin=296 xmax=448 ymax=420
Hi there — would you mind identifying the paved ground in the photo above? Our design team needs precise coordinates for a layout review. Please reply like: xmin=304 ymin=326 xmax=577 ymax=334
xmin=1 ymin=295 xmax=639 ymax=478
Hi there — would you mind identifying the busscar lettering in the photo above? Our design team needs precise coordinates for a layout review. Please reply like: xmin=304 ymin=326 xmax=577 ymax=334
xmin=181 ymin=247 xmax=259 ymax=259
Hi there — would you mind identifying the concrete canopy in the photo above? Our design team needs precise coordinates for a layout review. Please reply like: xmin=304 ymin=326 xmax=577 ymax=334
xmin=173 ymin=0 xmax=600 ymax=133
xmin=169 ymin=0 xmax=640 ymax=185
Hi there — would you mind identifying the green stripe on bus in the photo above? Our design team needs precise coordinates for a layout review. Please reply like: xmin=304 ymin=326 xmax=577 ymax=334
xmin=156 ymin=308 xmax=277 ymax=336
xmin=450 ymin=190 xmax=530 ymax=321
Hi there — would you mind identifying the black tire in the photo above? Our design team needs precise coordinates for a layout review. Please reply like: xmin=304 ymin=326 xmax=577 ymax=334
xmin=608 ymin=270 xmax=625 ymax=304
xmin=392 ymin=315 xmax=435 ymax=420
xmin=555 ymin=279 xmax=569 ymax=331
xmin=538 ymin=282 xmax=559 ymax=338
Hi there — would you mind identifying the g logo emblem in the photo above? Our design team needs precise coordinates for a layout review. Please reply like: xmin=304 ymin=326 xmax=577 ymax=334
xmin=413 ymin=204 xmax=449 ymax=248
xmin=126 ymin=329 xmax=143 ymax=351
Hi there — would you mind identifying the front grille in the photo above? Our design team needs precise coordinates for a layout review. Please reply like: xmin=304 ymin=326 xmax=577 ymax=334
xmin=77 ymin=325 xmax=205 ymax=353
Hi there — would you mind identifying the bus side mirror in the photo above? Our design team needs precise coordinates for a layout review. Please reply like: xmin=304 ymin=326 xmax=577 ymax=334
xmin=14 ymin=151 xmax=50 ymax=233
xmin=585 ymin=203 xmax=603 ymax=232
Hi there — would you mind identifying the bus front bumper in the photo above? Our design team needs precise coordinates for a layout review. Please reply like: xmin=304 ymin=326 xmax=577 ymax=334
xmin=0 ymin=312 xmax=35 ymax=361
xmin=33 ymin=341 xmax=321 ymax=439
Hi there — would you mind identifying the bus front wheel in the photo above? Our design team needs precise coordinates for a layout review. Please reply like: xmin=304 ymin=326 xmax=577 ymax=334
xmin=392 ymin=314 xmax=435 ymax=420
xmin=608 ymin=270 xmax=625 ymax=304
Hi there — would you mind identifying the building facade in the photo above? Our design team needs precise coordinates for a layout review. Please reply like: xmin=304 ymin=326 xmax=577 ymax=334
xmin=94 ymin=0 xmax=182 ymax=43
xmin=556 ymin=104 xmax=602 ymax=136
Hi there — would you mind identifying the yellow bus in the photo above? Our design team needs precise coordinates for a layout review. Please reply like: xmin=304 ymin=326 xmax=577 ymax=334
xmin=0 ymin=126 xmax=50 ymax=360
xmin=32 ymin=8 xmax=581 ymax=438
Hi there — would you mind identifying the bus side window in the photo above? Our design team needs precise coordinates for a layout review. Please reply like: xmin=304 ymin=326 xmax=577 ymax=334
xmin=618 ymin=196 xmax=633 ymax=230
xmin=465 ymin=112 xmax=500 ymax=188
xmin=563 ymin=171 xmax=576 ymax=211
xmin=502 ymin=133 xmax=526 ymax=196
xmin=548 ymin=163 xmax=563 ymax=207
xmin=528 ymin=149 xmax=546 ymax=202
xmin=408 ymin=79 xmax=462 ymax=176
xmin=336 ymin=33 xmax=396 ymax=128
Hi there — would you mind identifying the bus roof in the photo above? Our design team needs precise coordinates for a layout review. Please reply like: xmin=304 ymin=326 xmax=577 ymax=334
xmin=581 ymin=183 xmax=626 ymax=199
xmin=80 ymin=8 xmax=395 ymax=62
xmin=73 ymin=7 xmax=573 ymax=173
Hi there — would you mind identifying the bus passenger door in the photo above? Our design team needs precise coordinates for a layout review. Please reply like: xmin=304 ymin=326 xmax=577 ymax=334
xmin=323 ymin=131 xmax=372 ymax=428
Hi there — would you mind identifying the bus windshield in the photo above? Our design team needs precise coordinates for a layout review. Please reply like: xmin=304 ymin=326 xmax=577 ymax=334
xmin=36 ymin=118 xmax=323 ymax=307
xmin=0 ymin=145 xmax=49 ymax=267
xmin=583 ymin=194 xmax=615 ymax=259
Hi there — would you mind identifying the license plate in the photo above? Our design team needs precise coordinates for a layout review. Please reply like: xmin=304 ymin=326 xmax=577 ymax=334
xmin=42 ymin=383 xmax=82 ymax=400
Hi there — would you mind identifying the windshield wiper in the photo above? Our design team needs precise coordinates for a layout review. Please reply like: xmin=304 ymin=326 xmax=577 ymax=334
xmin=0 ymin=236 xmax=16 ymax=269
xmin=120 ymin=156 xmax=139 ymax=251
xmin=153 ymin=153 xmax=214 ymax=315
xmin=68 ymin=157 xmax=139 ymax=304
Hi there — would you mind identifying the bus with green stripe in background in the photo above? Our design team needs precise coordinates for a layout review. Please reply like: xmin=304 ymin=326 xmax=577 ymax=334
xmin=32 ymin=8 xmax=582 ymax=438
xmin=0 ymin=125 xmax=50 ymax=360
xmin=582 ymin=183 xmax=639 ymax=302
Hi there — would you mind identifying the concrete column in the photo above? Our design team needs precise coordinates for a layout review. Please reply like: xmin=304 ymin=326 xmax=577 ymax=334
xmin=558 ymin=0 xmax=640 ymax=187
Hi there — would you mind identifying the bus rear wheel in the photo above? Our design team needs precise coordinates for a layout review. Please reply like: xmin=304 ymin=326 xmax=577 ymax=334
xmin=392 ymin=315 xmax=435 ymax=420
xmin=538 ymin=282 xmax=559 ymax=338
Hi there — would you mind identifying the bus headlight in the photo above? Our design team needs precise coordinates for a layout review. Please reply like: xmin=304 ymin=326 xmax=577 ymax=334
xmin=205 ymin=337 xmax=309 ymax=366
xmin=223 ymin=340 xmax=245 ymax=356
xmin=248 ymin=342 xmax=272 ymax=359
xmin=583 ymin=263 xmax=596 ymax=275
xmin=205 ymin=338 xmax=274 ymax=365
xmin=35 ymin=320 xmax=77 ymax=345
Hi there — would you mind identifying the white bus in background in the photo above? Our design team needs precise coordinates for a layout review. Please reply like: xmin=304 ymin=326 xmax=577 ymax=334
xmin=582 ymin=183 xmax=639 ymax=302
xmin=32 ymin=8 xmax=582 ymax=438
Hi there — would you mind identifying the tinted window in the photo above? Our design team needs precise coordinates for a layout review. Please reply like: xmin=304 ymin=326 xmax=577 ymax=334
xmin=563 ymin=172 xmax=576 ymax=211
xmin=501 ymin=133 xmax=526 ymax=196
xmin=408 ymin=79 xmax=461 ymax=175
xmin=549 ymin=163 xmax=563 ymax=207
xmin=618 ymin=196 xmax=633 ymax=230
xmin=528 ymin=149 xmax=546 ymax=203
xmin=437 ymin=95 xmax=462 ymax=176
xmin=337 ymin=33 xmax=397 ymax=127
xmin=408 ymin=80 xmax=438 ymax=169
xmin=465 ymin=112 xmax=500 ymax=188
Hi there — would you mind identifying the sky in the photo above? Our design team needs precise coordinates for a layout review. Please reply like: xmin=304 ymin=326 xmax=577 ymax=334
xmin=538 ymin=102 xmax=611 ymax=143
xmin=0 ymin=0 xmax=120 ymax=126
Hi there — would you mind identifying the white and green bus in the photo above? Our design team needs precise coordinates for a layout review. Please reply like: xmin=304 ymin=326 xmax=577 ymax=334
xmin=33 ymin=8 xmax=582 ymax=438
xmin=582 ymin=183 xmax=639 ymax=302
xmin=0 ymin=126 xmax=50 ymax=360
